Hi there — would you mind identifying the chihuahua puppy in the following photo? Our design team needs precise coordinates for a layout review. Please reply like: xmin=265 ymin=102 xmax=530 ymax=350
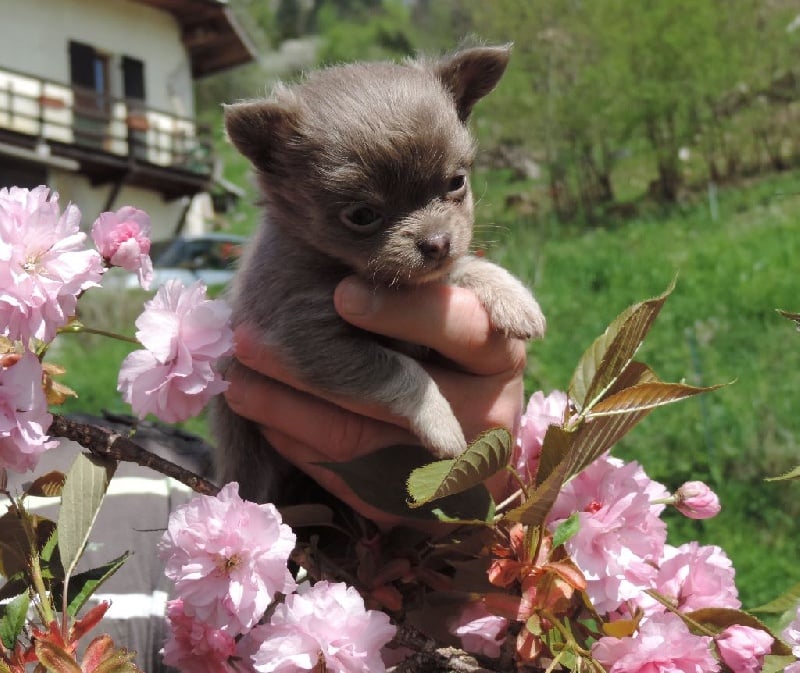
xmin=213 ymin=46 xmax=545 ymax=504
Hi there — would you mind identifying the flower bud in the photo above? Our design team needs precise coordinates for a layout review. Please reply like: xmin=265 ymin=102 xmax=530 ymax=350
xmin=91 ymin=206 xmax=153 ymax=289
xmin=675 ymin=481 xmax=721 ymax=519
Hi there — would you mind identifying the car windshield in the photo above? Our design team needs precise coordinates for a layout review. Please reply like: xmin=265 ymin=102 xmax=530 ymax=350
xmin=155 ymin=238 xmax=243 ymax=271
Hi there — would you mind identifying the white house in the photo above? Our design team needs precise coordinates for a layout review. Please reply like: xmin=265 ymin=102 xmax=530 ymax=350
xmin=0 ymin=0 xmax=254 ymax=240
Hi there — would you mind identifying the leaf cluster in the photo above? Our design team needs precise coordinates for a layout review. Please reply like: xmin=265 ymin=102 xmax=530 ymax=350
xmin=0 ymin=455 xmax=139 ymax=673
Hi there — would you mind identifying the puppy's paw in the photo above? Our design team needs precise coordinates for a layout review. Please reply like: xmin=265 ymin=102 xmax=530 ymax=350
xmin=402 ymin=379 xmax=467 ymax=459
xmin=448 ymin=256 xmax=546 ymax=341
xmin=411 ymin=403 xmax=468 ymax=460
xmin=486 ymin=283 xmax=546 ymax=340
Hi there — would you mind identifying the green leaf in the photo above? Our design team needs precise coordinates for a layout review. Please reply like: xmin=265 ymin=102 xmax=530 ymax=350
xmin=56 ymin=553 xmax=131 ymax=617
xmin=407 ymin=428 xmax=512 ymax=506
xmin=0 ymin=576 xmax=27 ymax=603
xmin=0 ymin=592 xmax=29 ymax=649
xmin=0 ymin=508 xmax=55 ymax=582
xmin=58 ymin=453 xmax=116 ymax=586
xmin=0 ymin=510 xmax=29 ymax=580
xmin=568 ymin=279 xmax=675 ymax=412
xmin=317 ymin=444 xmax=494 ymax=522
xmin=40 ymin=527 xmax=64 ymax=582
xmin=765 ymin=465 xmax=800 ymax=482
xmin=405 ymin=459 xmax=454 ymax=507
xmin=749 ymin=582 xmax=800 ymax=614
xmin=552 ymin=512 xmax=580 ymax=548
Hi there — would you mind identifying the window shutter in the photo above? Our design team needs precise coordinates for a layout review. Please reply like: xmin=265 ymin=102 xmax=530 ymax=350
xmin=69 ymin=41 xmax=96 ymax=89
xmin=122 ymin=56 xmax=146 ymax=101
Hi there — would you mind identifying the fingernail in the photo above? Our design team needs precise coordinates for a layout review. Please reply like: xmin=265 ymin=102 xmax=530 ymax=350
xmin=337 ymin=277 xmax=378 ymax=316
xmin=233 ymin=326 xmax=255 ymax=359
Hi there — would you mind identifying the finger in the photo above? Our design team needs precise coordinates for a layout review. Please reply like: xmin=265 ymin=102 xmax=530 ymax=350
xmin=231 ymin=325 xmax=408 ymax=427
xmin=334 ymin=276 xmax=526 ymax=376
xmin=231 ymin=324 xmax=523 ymax=441
xmin=224 ymin=358 xmax=414 ymax=460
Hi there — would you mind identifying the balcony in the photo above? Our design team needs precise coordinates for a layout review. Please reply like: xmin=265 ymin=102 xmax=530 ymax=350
xmin=0 ymin=67 xmax=215 ymax=200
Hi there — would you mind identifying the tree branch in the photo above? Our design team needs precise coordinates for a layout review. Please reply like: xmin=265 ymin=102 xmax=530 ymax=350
xmin=48 ymin=414 xmax=220 ymax=496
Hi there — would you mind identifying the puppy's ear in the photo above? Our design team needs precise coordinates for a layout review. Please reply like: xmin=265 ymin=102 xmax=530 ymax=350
xmin=224 ymin=99 xmax=301 ymax=171
xmin=435 ymin=45 xmax=511 ymax=121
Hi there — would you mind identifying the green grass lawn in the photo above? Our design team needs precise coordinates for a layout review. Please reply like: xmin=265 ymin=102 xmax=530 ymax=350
xmin=51 ymin=168 xmax=799 ymax=607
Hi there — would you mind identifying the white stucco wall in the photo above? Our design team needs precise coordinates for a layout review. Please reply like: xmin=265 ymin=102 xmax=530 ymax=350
xmin=0 ymin=0 xmax=194 ymax=118
xmin=49 ymin=169 xmax=190 ymax=242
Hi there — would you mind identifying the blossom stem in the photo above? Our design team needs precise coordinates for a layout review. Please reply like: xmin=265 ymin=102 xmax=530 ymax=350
xmin=543 ymin=649 xmax=566 ymax=673
xmin=504 ymin=465 xmax=529 ymax=500
xmin=495 ymin=487 xmax=523 ymax=513
xmin=541 ymin=610 xmax=592 ymax=658
xmin=644 ymin=589 xmax=717 ymax=637
xmin=650 ymin=496 xmax=677 ymax=506
xmin=56 ymin=322 xmax=139 ymax=345
xmin=16 ymin=499 xmax=56 ymax=625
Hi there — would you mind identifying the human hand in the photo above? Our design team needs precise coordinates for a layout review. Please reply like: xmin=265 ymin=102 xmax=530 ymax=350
xmin=223 ymin=276 xmax=530 ymax=525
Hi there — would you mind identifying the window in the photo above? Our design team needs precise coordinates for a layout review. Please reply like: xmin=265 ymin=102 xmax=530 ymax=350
xmin=69 ymin=41 xmax=111 ymax=149
xmin=121 ymin=56 xmax=147 ymax=159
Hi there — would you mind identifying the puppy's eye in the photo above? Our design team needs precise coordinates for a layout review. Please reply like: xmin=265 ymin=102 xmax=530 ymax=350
xmin=340 ymin=204 xmax=384 ymax=232
xmin=446 ymin=172 xmax=467 ymax=197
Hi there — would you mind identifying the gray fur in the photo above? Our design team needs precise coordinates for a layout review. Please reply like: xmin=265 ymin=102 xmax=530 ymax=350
xmin=211 ymin=46 xmax=545 ymax=504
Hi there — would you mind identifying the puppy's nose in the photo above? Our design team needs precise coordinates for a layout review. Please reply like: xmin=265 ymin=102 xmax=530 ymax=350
xmin=417 ymin=233 xmax=451 ymax=261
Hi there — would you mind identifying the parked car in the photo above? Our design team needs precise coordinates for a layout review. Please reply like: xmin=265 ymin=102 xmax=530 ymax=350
xmin=103 ymin=233 xmax=246 ymax=291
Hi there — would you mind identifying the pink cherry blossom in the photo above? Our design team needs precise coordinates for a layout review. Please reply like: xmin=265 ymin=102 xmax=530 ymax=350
xmin=91 ymin=206 xmax=153 ymax=289
xmin=715 ymin=625 xmax=773 ymax=673
xmin=513 ymin=390 xmax=568 ymax=485
xmin=448 ymin=601 xmax=508 ymax=658
xmin=251 ymin=581 xmax=396 ymax=673
xmin=547 ymin=456 xmax=669 ymax=614
xmin=117 ymin=279 xmax=233 ymax=423
xmin=0 ymin=185 xmax=103 ymax=343
xmin=162 ymin=599 xmax=237 ymax=673
xmin=649 ymin=542 xmax=740 ymax=613
xmin=0 ymin=350 xmax=58 ymax=472
xmin=674 ymin=480 xmax=721 ymax=519
xmin=592 ymin=612 xmax=719 ymax=673
xmin=158 ymin=482 xmax=297 ymax=633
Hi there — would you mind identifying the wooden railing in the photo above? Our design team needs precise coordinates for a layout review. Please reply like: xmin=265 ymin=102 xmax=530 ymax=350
xmin=0 ymin=66 xmax=213 ymax=174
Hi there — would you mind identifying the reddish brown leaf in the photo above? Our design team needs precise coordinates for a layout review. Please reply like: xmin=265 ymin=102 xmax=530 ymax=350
xmin=569 ymin=281 xmax=675 ymax=412
xmin=25 ymin=472 xmax=66 ymax=498
xmin=33 ymin=641 xmax=81 ymax=673
xmin=71 ymin=603 xmax=110 ymax=644
xmin=589 ymin=381 xmax=727 ymax=417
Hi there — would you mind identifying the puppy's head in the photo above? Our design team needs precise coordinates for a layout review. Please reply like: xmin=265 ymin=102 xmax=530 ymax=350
xmin=225 ymin=46 xmax=510 ymax=286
